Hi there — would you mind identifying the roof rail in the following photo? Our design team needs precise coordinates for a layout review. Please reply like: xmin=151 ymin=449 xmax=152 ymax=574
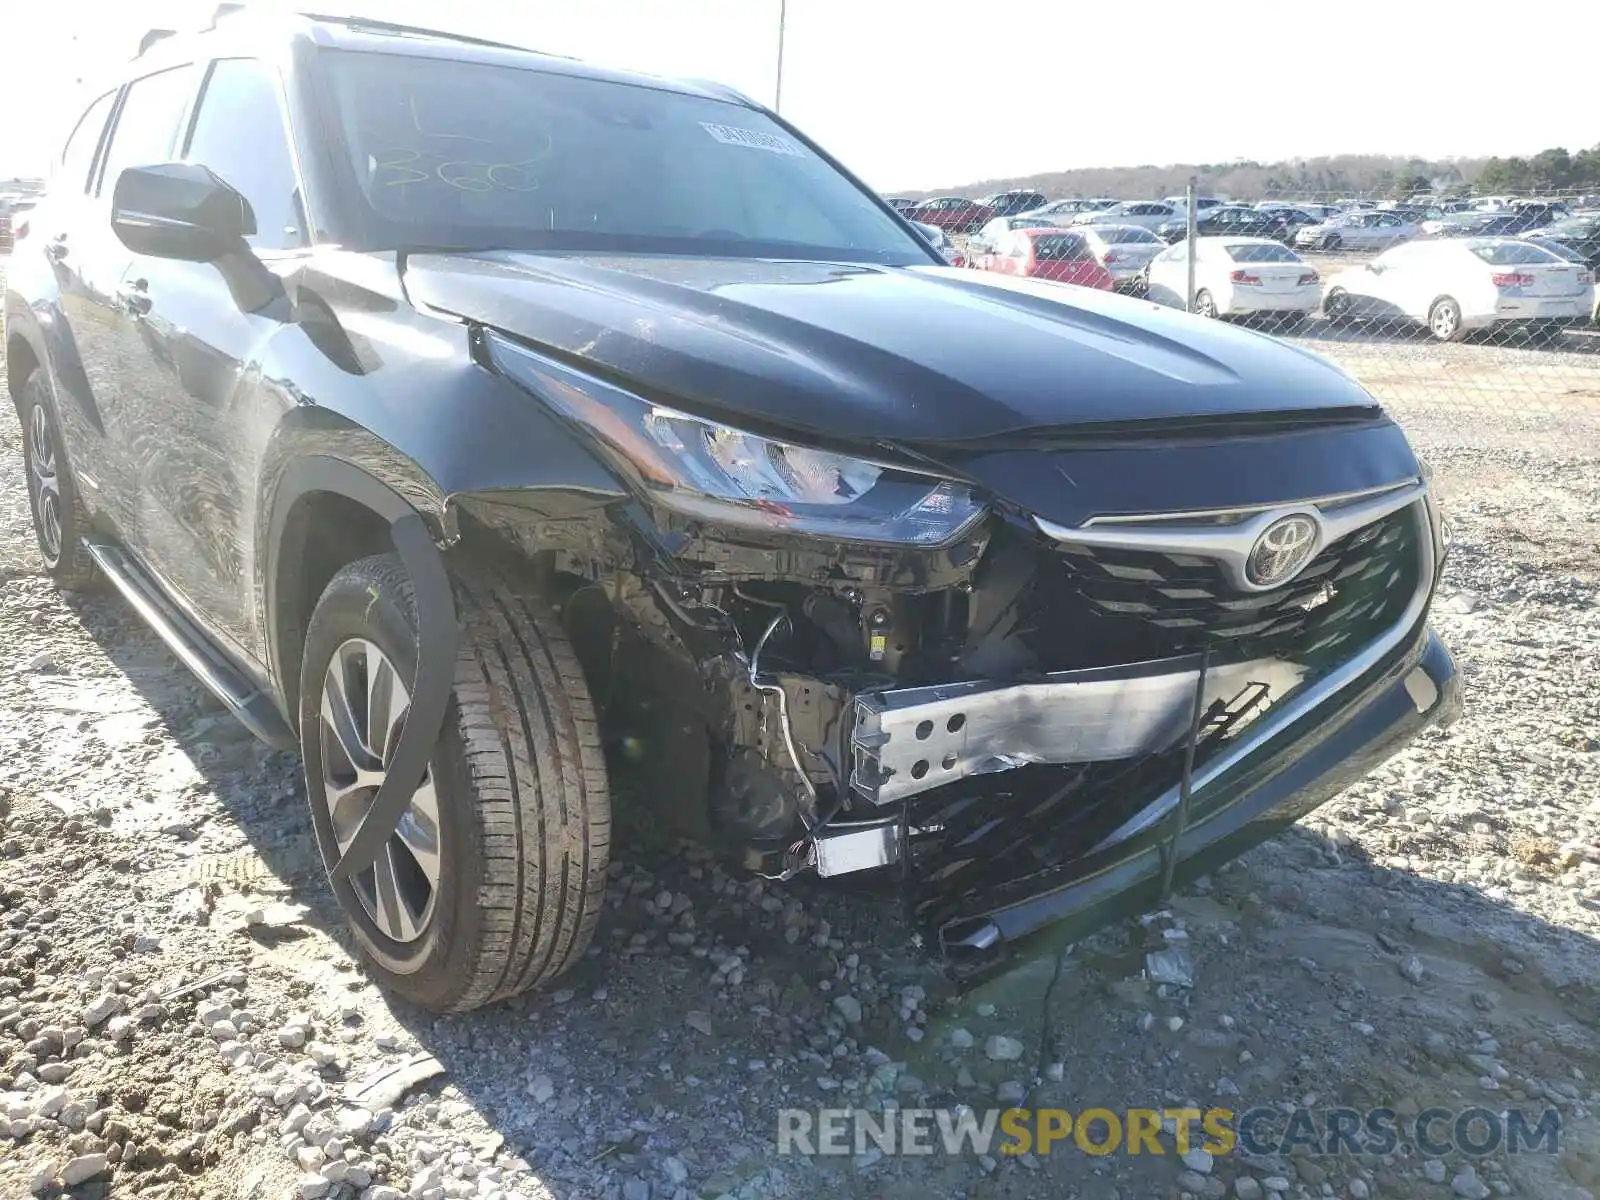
xmin=294 ymin=11 xmax=542 ymax=55
xmin=136 ymin=28 xmax=179 ymax=56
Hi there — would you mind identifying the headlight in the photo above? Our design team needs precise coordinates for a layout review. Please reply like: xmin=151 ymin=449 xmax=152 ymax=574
xmin=486 ymin=331 xmax=986 ymax=546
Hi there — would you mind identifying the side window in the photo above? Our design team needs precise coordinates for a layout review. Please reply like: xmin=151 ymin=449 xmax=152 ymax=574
xmin=184 ymin=59 xmax=306 ymax=250
xmin=95 ymin=65 xmax=198 ymax=199
xmin=57 ymin=91 xmax=118 ymax=195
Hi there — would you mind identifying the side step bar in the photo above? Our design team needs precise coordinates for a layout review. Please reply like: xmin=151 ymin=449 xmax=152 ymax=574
xmin=82 ymin=538 xmax=297 ymax=750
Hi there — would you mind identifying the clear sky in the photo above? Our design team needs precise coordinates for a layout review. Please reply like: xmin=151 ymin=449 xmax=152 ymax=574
xmin=5 ymin=0 xmax=1597 ymax=189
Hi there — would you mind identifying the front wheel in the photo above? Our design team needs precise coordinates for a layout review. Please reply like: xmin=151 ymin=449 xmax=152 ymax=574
xmin=1323 ymin=288 xmax=1352 ymax=324
xmin=1323 ymin=234 xmax=1342 ymax=251
xmin=1428 ymin=296 xmax=1466 ymax=342
xmin=299 ymin=554 xmax=611 ymax=1013
xmin=17 ymin=372 xmax=100 ymax=590
xmin=1193 ymin=289 xmax=1219 ymax=318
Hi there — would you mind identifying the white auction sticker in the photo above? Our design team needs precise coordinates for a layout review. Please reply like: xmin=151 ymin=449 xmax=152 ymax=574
xmin=699 ymin=122 xmax=806 ymax=156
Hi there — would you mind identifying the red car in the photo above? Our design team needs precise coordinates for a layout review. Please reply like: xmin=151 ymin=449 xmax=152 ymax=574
xmin=904 ymin=195 xmax=996 ymax=233
xmin=971 ymin=227 xmax=1116 ymax=289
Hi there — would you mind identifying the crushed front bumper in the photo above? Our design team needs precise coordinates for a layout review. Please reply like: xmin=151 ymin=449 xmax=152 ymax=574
xmin=934 ymin=624 xmax=1458 ymax=962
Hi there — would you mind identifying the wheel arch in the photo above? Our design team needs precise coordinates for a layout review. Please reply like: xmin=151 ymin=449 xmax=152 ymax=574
xmin=263 ymin=453 xmax=460 ymax=884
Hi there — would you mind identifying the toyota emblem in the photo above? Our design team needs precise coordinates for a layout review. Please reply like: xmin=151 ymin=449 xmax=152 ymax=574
xmin=1246 ymin=514 xmax=1320 ymax=588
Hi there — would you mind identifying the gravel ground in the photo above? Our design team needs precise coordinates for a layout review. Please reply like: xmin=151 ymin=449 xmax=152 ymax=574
xmin=2 ymin=257 xmax=1600 ymax=1200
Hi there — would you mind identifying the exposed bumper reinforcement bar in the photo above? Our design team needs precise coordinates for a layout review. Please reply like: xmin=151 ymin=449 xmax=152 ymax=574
xmin=849 ymin=656 xmax=1306 ymax=806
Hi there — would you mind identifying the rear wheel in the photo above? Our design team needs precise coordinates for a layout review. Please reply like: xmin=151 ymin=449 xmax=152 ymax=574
xmin=1428 ymin=296 xmax=1466 ymax=342
xmin=1323 ymin=288 xmax=1351 ymax=324
xmin=1193 ymin=289 xmax=1218 ymax=318
xmin=299 ymin=554 xmax=611 ymax=1013
xmin=18 ymin=373 xmax=100 ymax=590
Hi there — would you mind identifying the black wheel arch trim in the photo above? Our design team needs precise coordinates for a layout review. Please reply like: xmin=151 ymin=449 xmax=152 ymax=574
xmin=264 ymin=454 xmax=459 ymax=882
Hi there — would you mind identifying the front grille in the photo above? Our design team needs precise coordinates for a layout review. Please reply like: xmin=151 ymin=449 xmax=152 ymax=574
xmin=1023 ymin=504 xmax=1420 ymax=673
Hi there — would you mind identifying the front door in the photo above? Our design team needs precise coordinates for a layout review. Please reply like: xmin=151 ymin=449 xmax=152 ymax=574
xmin=96 ymin=57 xmax=310 ymax=653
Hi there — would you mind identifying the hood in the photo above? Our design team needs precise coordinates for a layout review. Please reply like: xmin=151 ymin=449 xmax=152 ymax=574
xmin=404 ymin=251 xmax=1385 ymax=446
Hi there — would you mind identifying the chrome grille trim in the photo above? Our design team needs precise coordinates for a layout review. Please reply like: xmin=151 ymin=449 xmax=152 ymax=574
xmin=1088 ymin=496 xmax=1436 ymax=852
xmin=1033 ymin=479 xmax=1427 ymax=594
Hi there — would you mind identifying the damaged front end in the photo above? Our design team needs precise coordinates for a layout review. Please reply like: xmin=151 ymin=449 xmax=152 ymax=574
xmin=467 ymin=330 xmax=1458 ymax=971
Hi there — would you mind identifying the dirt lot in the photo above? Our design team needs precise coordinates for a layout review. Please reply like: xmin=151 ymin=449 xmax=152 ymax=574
xmin=2 ymin=257 xmax=1599 ymax=1200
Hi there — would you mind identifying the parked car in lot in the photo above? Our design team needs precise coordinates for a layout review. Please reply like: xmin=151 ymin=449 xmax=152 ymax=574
xmin=1523 ymin=215 xmax=1600 ymax=269
xmin=885 ymin=197 xmax=917 ymax=214
xmin=1294 ymin=210 xmax=1417 ymax=251
xmin=1075 ymin=224 xmax=1165 ymax=292
xmin=1156 ymin=206 xmax=1294 ymax=244
xmin=1162 ymin=194 xmax=1226 ymax=212
xmin=969 ymin=214 xmax=1069 ymax=257
xmin=980 ymin=189 xmax=1049 ymax=217
xmin=1146 ymin=237 xmax=1321 ymax=326
xmin=903 ymin=195 xmax=994 ymax=232
xmin=1323 ymin=239 xmax=1595 ymax=343
xmin=1013 ymin=197 xmax=1116 ymax=226
xmin=970 ymin=226 xmax=1115 ymax=289
xmin=4 ymin=8 xmax=1459 ymax=1013
xmin=1073 ymin=200 xmax=1180 ymax=230
xmin=1421 ymin=208 xmax=1557 ymax=239
xmin=911 ymin=219 xmax=965 ymax=267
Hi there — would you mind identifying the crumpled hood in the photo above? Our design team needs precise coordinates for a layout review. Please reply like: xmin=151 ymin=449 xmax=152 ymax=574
xmin=403 ymin=251 xmax=1386 ymax=445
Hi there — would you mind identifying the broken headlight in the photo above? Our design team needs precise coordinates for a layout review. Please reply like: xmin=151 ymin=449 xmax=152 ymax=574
xmin=487 ymin=331 xmax=985 ymax=545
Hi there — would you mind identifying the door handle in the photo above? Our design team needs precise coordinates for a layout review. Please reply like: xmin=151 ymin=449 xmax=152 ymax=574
xmin=116 ymin=279 xmax=152 ymax=317
xmin=45 ymin=235 xmax=69 ymax=262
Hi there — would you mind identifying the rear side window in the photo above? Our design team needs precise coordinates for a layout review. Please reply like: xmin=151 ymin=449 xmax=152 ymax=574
xmin=95 ymin=66 xmax=197 ymax=199
xmin=1468 ymin=242 xmax=1562 ymax=266
xmin=58 ymin=91 xmax=118 ymax=195
xmin=1104 ymin=227 xmax=1159 ymax=244
xmin=185 ymin=59 xmax=306 ymax=250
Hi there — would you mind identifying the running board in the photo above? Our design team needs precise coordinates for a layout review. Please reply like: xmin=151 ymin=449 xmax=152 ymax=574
xmin=81 ymin=538 xmax=297 ymax=750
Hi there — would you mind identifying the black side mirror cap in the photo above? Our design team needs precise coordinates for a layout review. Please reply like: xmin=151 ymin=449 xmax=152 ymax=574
xmin=111 ymin=163 xmax=256 ymax=262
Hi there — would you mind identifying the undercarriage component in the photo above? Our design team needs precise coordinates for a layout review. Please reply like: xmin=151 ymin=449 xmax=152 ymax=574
xmin=848 ymin=655 xmax=1306 ymax=805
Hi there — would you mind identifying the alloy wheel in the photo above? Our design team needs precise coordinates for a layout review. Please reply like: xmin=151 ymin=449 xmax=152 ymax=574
xmin=1430 ymin=300 xmax=1460 ymax=341
xmin=27 ymin=404 xmax=63 ymax=565
xmin=319 ymin=637 xmax=442 ymax=943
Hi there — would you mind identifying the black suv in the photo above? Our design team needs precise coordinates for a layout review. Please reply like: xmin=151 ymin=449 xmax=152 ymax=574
xmin=4 ymin=9 xmax=1459 ymax=1012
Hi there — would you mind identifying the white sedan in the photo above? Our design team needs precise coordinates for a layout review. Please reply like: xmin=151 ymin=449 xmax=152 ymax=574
xmin=1323 ymin=238 xmax=1596 ymax=342
xmin=1293 ymin=210 xmax=1417 ymax=251
xmin=1146 ymin=237 xmax=1322 ymax=324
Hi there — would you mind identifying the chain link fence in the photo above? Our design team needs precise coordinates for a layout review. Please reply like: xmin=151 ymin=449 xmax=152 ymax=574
xmin=895 ymin=186 xmax=1600 ymax=457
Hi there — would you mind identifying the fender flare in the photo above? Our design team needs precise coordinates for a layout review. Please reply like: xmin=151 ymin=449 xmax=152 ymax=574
xmin=264 ymin=455 xmax=458 ymax=882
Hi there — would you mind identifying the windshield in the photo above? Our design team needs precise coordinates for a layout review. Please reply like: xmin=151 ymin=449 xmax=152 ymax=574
xmin=1032 ymin=234 xmax=1090 ymax=261
xmin=1467 ymin=241 xmax=1562 ymax=266
xmin=1226 ymin=243 xmax=1298 ymax=263
xmin=321 ymin=50 xmax=928 ymax=263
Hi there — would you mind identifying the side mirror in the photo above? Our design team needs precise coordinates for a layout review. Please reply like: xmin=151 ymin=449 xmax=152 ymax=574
xmin=111 ymin=163 xmax=255 ymax=262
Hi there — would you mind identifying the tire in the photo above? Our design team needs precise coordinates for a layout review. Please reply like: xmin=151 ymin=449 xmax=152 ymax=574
xmin=1428 ymin=296 xmax=1466 ymax=342
xmin=1323 ymin=234 xmax=1341 ymax=251
xmin=1323 ymin=289 xmax=1351 ymax=324
xmin=1193 ymin=289 xmax=1218 ymax=318
xmin=17 ymin=372 xmax=100 ymax=590
xmin=299 ymin=553 xmax=611 ymax=1013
